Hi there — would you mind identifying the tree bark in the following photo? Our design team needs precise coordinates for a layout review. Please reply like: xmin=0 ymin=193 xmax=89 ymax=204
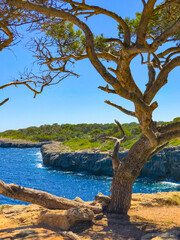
xmin=0 ymin=180 xmax=102 ymax=213
xmin=108 ymin=135 xmax=154 ymax=214
xmin=108 ymin=176 xmax=133 ymax=214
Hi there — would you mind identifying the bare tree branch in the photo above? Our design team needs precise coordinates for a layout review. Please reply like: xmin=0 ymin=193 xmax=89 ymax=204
xmin=140 ymin=52 xmax=150 ymax=64
xmin=163 ymin=51 xmax=180 ymax=65
xmin=98 ymin=85 xmax=116 ymax=94
xmin=152 ymin=18 xmax=180 ymax=48
xmin=101 ymin=120 xmax=126 ymax=171
xmin=151 ymin=52 xmax=162 ymax=70
xmin=145 ymin=62 xmax=156 ymax=92
xmin=105 ymin=100 xmax=136 ymax=117
xmin=159 ymin=129 xmax=180 ymax=145
xmin=144 ymin=56 xmax=180 ymax=103
xmin=136 ymin=0 xmax=157 ymax=45
xmin=7 ymin=0 xmax=128 ymax=96
xmin=157 ymin=47 xmax=180 ymax=59
xmin=157 ymin=121 xmax=180 ymax=133
xmin=0 ymin=180 xmax=102 ymax=213
xmin=0 ymin=98 xmax=9 ymax=106
xmin=41 ymin=52 xmax=118 ymax=64
xmin=0 ymin=72 xmax=70 ymax=98
xmin=141 ymin=0 xmax=146 ymax=7
xmin=100 ymin=137 xmax=118 ymax=143
xmin=153 ymin=0 xmax=180 ymax=14
xmin=115 ymin=119 xmax=126 ymax=138
xmin=149 ymin=142 xmax=169 ymax=159
xmin=60 ymin=0 xmax=131 ymax=46
xmin=0 ymin=22 xmax=13 ymax=50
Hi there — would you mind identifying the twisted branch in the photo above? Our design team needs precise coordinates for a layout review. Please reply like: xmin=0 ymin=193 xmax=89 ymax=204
xmin=101 ymin=120 xmax=126 ymax=171
xmin=98 ymin=85 xmax=116 ymax=94
xmin=60 ymin=0 xmax=130 ymax=46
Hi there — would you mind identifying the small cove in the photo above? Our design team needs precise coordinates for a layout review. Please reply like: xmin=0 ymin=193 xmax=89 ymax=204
xmin=0 ymin=148 xmax=180 ymax=205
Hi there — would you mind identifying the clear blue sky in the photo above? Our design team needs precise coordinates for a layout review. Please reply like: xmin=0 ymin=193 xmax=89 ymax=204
xmin=0 ymin=0 xmax=179 ymax=132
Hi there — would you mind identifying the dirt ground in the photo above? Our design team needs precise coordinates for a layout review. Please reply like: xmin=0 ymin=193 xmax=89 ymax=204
xmin=0 ymin=192 xmax=180 ymax=240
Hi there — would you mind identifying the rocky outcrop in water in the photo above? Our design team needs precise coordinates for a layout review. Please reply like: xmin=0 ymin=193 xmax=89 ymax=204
xmin=41 ymin=143 xmax=180 ymax=181
xmin=0 ymin=138 xmax=50 ymax=148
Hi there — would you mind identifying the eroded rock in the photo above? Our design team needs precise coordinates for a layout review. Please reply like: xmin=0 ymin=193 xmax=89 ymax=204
xmin=95 ymin=192 xmax=111 ymax=205
xmin=41 ymin=143 xmax=180 ymax=181
xmin=36 ymin=207 xmax=94 ymax=230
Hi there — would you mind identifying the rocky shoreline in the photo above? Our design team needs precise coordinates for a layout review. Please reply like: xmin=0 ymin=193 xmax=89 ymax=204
xmin=41 ymin=142 xmax=180 ymax=182
xmin=0 ymin=138 xmax=50 ymax=148
xmin=0 ymin=138 xmax=180 ymax=181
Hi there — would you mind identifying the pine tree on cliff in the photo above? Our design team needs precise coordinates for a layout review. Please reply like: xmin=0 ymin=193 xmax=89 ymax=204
xmin=0 ymin=0 xmax=180 ymax=214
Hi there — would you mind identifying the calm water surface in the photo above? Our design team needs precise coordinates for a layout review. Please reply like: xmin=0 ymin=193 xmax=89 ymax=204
xmin=0 ymin=148 xmax=180 ymax=205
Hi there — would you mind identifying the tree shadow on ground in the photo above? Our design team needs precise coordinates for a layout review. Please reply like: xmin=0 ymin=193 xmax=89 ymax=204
xmin=0 ymin=224 xmax=64 ymax=240
xmin=71 ymin=213 xmax=180 ymax=240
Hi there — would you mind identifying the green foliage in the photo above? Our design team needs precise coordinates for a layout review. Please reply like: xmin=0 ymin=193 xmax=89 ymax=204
xmin=1 ymin=205 xmax=5 ymax=211
xmin=93 ymin=34 xmax=120 ymax=55
xmin=43 ymin=21 xmax=120 ymax=58
xmin=169 ymin=139 xmax=180 ymax=146
xmin=0 ymin=120 xmax=179 ymax=151
xmin=173 ymin=117 xmax=180 ymax=122
xmin=63 ymin=137 xmax=102 ymax=151
xmin=44 ymin=21 xmax=86 ymax=55
xmin=118 ymin=2 xmax=180 ymax=42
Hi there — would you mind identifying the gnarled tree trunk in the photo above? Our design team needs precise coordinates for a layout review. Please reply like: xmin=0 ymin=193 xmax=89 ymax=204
xmin=107 ymin=135 xmax=154 ymax=214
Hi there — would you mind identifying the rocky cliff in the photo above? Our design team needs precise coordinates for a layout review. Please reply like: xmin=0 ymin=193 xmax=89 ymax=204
xmin=140 ymin=146 xmax=180 ymax=181
xmin=0 ymin=138 xmax=179 ymax=181
xmin=41 ymin=143 xmax=180 ymax=182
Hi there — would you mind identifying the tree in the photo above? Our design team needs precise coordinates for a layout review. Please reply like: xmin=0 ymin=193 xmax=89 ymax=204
xmin=0 ymin=0 xmax=180 ymax=214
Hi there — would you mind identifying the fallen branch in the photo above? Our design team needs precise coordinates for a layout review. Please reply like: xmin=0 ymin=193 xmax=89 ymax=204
xmin=0 ymin=180 xmax=102 ymax=213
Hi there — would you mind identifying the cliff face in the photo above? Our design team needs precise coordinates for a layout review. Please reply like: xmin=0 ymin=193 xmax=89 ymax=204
xmin=139 ymin=146 xmax=180 ymax=181
xmin=41 ymin=143 xmax=180 ymax=181
xmin=41 ymin=143 xmax=115 ymax=176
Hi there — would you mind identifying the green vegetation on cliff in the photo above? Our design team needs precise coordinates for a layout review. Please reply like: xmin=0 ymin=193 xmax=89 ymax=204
xmin=0 ymin=119 xmax=179 ymax=151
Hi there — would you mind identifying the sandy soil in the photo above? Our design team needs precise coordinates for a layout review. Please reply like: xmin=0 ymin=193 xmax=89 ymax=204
xmin=0 ymin=192 xmax=180 ymax=240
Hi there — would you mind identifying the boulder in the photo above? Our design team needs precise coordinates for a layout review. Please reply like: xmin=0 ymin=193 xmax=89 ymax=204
xmin=95 ymin=192 xmax=111 ymax=205
xmin=36 ymin=207 xmax=94 ymax=230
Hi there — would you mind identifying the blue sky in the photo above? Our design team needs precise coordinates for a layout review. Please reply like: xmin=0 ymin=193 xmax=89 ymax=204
xmin=0 ymin=0 xmax=179 ymax=131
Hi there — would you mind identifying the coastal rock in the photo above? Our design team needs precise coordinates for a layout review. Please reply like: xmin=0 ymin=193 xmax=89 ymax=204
xmin=95 ymin=192 xmax=111 ymax=205
xmin=36 ymin=207 xmax=94 ymax=230
xmin=0 ymin=138 xmax=179 ymax=181
xmin=41 ymin=143 xmax=180 ymax=181
xmin=139 ymin=146 xmax=180 ymax=181
xmin=0 ymin=138 xmax=50 ymax=148
xmin=41 ymin=143 xmax=127 ymax=176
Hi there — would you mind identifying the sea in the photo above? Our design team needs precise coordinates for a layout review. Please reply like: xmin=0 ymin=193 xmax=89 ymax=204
xmin=0 ymin=148 xmax=180 ymax=205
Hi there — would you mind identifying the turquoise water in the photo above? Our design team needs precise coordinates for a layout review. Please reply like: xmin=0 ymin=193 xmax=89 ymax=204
xmin=0 ymin=148 xmax=180 ymax=205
